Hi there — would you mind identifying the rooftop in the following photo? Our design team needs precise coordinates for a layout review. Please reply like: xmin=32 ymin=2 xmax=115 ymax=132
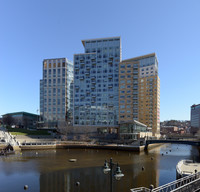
xmin=122 ymin=53 xmax=156 ymax=62
xmin=2 ymin=111 xmax=38 ymax=117
xmin=81 ymin=36 xmax=121 ymax=47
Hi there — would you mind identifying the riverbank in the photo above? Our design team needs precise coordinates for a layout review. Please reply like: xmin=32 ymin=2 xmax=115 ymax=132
xmin=19 ymin=142 xmax=163 ymax=152
xmin=20 ymin=143 xmax=144 ymax=151
xmin=56 ymin=143 xmax=145 ymax=151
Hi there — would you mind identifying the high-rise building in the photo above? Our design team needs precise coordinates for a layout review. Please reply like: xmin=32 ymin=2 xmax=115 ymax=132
xmin=73 ymin=37 xmax=121 ymax=127
xmin=191 ymin=104 xmax=200 ymax=134
xmin=119 ymin=53 xmax=160 ymax=135
xmin=40 ymin=58 xmax=73 ymax=128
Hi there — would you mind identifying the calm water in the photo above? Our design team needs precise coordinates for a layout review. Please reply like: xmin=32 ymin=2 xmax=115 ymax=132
xmin=0 ymin=144 xmax=199 ymax=192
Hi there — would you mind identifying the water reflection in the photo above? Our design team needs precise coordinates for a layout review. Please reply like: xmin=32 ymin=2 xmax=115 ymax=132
xmin=0 ymin=144 xmax=199 ymax=192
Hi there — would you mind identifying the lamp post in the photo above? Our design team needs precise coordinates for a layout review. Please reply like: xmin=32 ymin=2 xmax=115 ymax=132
xmin=103 ymin=158 xmax=124 ymax=192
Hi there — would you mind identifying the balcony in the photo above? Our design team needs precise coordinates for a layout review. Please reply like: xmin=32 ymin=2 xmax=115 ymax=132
xmin=85 ymin=72 xmax=90 ymax=75
xmin=75 ymin=67 xmax=79 ymax=70
xmin=80 ymin=76 xmax=84 ymax=80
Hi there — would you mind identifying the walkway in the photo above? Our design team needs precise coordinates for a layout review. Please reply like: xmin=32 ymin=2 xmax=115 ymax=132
xmin=130 ymin=172 xmax=200 ymax=192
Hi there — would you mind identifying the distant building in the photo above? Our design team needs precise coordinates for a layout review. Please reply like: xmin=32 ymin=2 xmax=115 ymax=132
xmin=191 ymin=104 xmax=200 ymax=134
xmin=119 ymin=53 xmax=160 ymax=136
xmin=2 ymin=112 xmax=38 ymax=129
xmin=0 ymin=117 xmax=2 ymax=125
xmin=160 ymin=126 xmax=179 ymax=135
xmin=40 ymin=58 xmax=73 ymax=129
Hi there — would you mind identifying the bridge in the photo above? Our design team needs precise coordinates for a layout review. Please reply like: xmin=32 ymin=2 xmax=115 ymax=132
xmin=145 ymin=139 xmax=200 ymax=150
xmin=130 ymin=171 xmax=200 ymax=192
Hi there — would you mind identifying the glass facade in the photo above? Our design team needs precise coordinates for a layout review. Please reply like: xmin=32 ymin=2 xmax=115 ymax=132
xmin=40 ymin=58 xmax=73 ymax=126
xmin=73 ymin=37 xmax=121 ymax=126
xmin=191 ymin=104 xmax=200 ymax=128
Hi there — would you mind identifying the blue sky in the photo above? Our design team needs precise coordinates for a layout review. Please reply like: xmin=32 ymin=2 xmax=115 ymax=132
xmin=0 ymin=0 xmax=200 ymax=121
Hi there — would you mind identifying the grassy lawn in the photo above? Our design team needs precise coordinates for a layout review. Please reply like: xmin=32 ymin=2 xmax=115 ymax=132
xmin=7 ymin=128 xmax=51 ymax=136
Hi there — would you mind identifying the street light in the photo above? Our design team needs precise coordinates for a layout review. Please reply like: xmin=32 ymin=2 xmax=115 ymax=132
xmin=103 ymin=158 xmax=124 ymax=192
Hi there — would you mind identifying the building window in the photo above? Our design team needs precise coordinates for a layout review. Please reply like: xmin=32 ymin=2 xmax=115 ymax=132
xmin=44 ymin=62 xmax=47 ymax=69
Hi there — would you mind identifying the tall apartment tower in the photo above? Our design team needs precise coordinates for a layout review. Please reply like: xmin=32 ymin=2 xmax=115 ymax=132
xmin=191 ymin=104 xmax=200 ymax=134
xmin=119 ymin=53 xmax=160 ymax=135
xmin=40 ymin=58 xmax=73 ymax=127
xmin=73 ymin=37 xmax=121 ymax=127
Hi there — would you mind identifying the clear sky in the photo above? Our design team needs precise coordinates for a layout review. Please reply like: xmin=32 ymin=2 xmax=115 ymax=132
xmin=0 ymin=0 xmax=200 ymax=121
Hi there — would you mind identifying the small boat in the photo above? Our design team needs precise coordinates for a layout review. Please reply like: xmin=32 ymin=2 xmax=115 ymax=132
xmin=68 ymin=159 xmax=77 ymax=162
xmin=176 ymin=160 xmax=200 ymax=179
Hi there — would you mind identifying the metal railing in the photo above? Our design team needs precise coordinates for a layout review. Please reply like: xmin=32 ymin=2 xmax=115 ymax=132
xmin=130 ymin=187 xmax=150 ymax=192
xmin=131 ymin=172 xmax=200 ymax=192
xmin=21 ymin=142 xmax=58 ymax=146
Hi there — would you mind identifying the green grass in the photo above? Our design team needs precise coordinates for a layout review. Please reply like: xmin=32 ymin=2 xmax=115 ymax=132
xmin=7 ymin=128 xmax=51 ymax=136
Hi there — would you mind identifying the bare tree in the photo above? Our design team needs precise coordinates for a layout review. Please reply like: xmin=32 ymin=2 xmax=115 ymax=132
xmin=3 ymin=115 xmax=15 ymax=126
xmin=57 ymin=120 xmax=75 ymax=140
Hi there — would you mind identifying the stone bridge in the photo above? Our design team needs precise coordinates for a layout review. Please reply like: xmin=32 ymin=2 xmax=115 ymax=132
xmin=145 ymin=139 xmax=200 ymax=150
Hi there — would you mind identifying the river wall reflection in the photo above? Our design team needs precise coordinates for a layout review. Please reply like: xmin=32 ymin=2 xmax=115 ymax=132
xmin=0 ymin=144 xmax=199 ymax=192
xmin=39 ymin=148 xmax=160 ymax=192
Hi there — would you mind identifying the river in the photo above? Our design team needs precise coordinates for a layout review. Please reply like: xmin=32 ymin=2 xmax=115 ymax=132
xmin=0 ymin=144 xmax=199 ymax=192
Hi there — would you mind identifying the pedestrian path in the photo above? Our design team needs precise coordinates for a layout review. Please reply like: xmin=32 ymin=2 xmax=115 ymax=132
xmin=130 ymin=171 xmax=200 ymax=192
